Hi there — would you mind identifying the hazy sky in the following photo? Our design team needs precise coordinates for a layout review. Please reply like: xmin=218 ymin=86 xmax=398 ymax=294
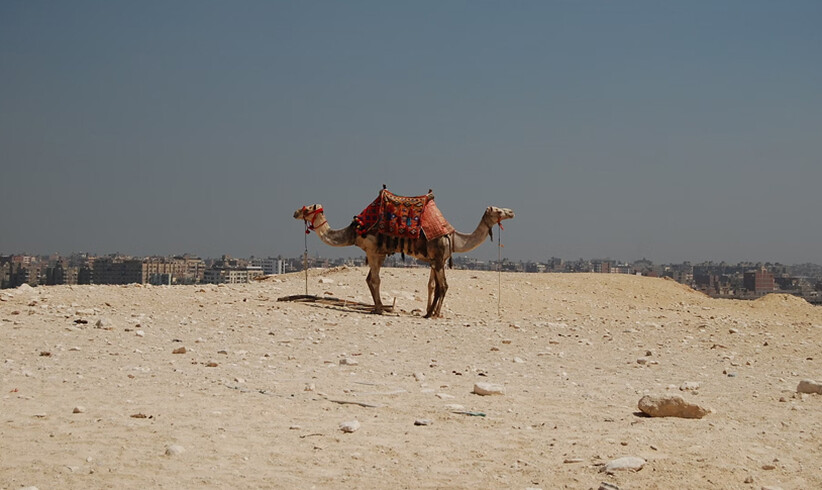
xmin=2 ymin=1 xmax=820 ymax=264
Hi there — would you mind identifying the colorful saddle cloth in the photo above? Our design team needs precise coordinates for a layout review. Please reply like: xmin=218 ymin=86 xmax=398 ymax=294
xmin=354 ymin=189 xmax=454 ymax=240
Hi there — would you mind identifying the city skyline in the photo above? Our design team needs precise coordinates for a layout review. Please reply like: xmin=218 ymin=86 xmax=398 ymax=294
xmin=2 ymin=2 xmax=820 ymax=264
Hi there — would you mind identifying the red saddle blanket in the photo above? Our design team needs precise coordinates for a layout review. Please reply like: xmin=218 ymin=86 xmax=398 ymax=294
xmin=354 ymin=189 xmax=454 ymax=240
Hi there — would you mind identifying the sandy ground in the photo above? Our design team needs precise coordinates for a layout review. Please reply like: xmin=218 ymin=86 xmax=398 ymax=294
xmin=1 ymin=267 xmax=821 ymax=489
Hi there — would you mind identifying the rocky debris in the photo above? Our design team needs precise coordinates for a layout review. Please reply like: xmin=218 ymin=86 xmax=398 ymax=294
xmin=172 ymin=347 xmax=187 ymax=354
xmin=72 ymin=406 xmax=86 ymax=414
xmin=563 ymin=458 xmax=584 ymax=463
xmin=473 ymin=382 xmax=505 ymax=396
xmin=600 ymin=456 xmax=646 ymax=474
xmin=414 ymin=419 xmax=432 ymax=426
xmin=796 ymin=379 xmax=822 ymax=394
xmin=679 ymin=381 xmax=700 ymax=391
xmin=339 ymin=358 xmax=359 ymax=366
xmin=638 ymin=394 xmax=711 ymax=419
xmin=339 ymin=420 xmax=360 ymax=433
xmin=165 ymin=445 xmax=185 ymax=456
xmin=598 ymin=483 xmax=621 ymax=490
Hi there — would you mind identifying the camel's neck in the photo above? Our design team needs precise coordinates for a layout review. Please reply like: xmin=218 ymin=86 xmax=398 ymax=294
xmin=309 ymin=215 xmax=357 ymax=247
xmin=452 ymin=213 xmax=496 ymax=253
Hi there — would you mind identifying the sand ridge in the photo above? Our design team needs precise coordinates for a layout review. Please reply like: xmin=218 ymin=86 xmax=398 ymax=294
xmin=2 ymin=268 xmax=821 ymax=489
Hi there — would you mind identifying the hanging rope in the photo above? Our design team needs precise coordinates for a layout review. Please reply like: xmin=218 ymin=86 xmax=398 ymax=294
xmin=304 ymin=221 xmax=309 ymax=295
xmin=497 ymin=221 xmax=503 ymax=317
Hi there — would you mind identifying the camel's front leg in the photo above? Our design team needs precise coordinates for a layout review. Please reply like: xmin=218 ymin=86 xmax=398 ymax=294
xmin=431 ymin=266 xmax=448 ymax=318
xmin=424 ymin=265 xmax=448 ymax=318
xmin=366 ymin=255 xmax=385 ymax=314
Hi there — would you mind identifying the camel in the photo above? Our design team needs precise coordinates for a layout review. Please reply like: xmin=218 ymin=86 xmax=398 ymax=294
xmin=293 ymin=196 xmax=514 ymax=318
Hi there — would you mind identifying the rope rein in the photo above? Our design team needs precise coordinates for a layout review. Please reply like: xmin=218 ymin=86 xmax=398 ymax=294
xmin=497 ymin=220 xmax=503 ymax=318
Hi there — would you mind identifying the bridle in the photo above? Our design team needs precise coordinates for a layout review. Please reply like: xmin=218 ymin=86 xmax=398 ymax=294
xmin=300 ymin=206 xmax=327 ymax=234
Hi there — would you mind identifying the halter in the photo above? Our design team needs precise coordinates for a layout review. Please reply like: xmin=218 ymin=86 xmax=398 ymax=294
xmin=301 ymin=206 xmax=327 ymax=234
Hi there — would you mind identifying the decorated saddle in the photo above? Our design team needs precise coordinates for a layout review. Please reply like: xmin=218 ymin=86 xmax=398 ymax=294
xmin=354 ymin=189 xmax=454 ymax=240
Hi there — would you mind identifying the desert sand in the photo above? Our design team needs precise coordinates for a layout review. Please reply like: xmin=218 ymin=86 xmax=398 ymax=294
xmin=2 ymin=267 xmax=821 ymax=489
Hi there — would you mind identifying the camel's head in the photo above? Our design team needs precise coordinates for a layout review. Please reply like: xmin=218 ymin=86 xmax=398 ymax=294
xmin=294 ymin=204 xmax=327 ymax=232
xmin=293 ymin=204 xmax=324 ymax=221
xmin=485 ymin=206 xmax=515 ymax=224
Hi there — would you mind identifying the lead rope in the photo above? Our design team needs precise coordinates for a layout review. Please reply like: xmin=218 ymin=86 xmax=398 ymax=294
xmin=497 ymin=221 xmax=502 ymax=318
xmin=304 ymin=221 xmax=309 ymax=295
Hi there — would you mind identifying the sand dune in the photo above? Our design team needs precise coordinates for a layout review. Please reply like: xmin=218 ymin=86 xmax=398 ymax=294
xmin=2 ymin=268 xmax=820 ymax=489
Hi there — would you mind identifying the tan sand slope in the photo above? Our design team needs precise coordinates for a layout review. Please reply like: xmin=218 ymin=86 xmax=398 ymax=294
xmin=2 ymin=268 xmax=821 ymax=489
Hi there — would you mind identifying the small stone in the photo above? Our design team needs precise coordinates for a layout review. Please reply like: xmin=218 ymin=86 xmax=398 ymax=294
xmin=413 ymin=372 xmax=425 ymax=381
xmin=39 ymin=351 xmax=52 ymax=357
xmin=304 ymin=383 xmax=315 ymax=392
xmin=729 ymin=328 xmax=739 ymax=334
xmin=172 ymin=347 xmax=187 ymax=354
xmin=165 ymin=445 xmax=185 ymax=456
xmin=599 ymin=483 xmax=621 ymax=490
xmin=414 ymin=419 xmax=433 ymax=426
xmin=205 ymin=362 xmax=218 ymax=367
xmin=563 ymin=458 xmax=584 ymax=463
xmin=339 ymin=420 xmax=360 ymax=433
xmin=744 ymin=475 xmax=754 ymax=483
xmin=636 ymin=357 xmax=648 ymax=365
xmin=513 ymin=357 xmax=525 ymax=364
xmin=436 ymin=393 xmax=455 ymax=399
xmin=679 ymin=381 xmax=700 ymax=391
xmin=339 ymin=358 xmax=358 ymax=366
xmin=761 ymin=464 xmax=776 ymax=470
xmin=473 ymin=382 xmax=505 ymax=396
xmin=95 ymin=317 xmax=113 ymax=328
xmin=135 ymin=330 xmax=145 ymax=337
xmin=638 ymin=394 xmax=711 ymax=419
xmin=601 ymin=456 xmax=646 ymax=474
xmin=796 ymin=379 xmax=822 ymax=394
xmin=72 ymin=406 xmax=86 ymax=414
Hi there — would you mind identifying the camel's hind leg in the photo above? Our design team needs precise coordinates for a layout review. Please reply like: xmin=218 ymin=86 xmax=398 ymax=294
xmin=426 ymin=268 xmax=436 ymax=314
xmin=366 ymin=254 xmax=386 ymax=314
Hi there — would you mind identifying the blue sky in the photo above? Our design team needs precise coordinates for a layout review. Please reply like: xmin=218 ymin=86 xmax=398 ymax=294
xmin=1 ymin=1 xmax=820 ymax=263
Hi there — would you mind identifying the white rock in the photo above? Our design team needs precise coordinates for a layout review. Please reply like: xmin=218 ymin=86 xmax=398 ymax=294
xmin=339 ymin=420 xmax=360 ymax=433
xmin=473 ymin=382 xmax=505 ymax=396
xmin=679 ymin=381 xmax=700 ymax=391
xmin=601 ymin=456 xmax=646 ymax=474
xmin=436 ymin=393 xmax=455 ymax=399
xmin=339 ymin=358 xmax=358 ymax=366
xmin=135 ymin=330 xmax=145 ymax=337
xmin=797 ymin=379 xmax=822 ymax=394
xmin=165 ymin=444 xmax=185 ymax=456
xmin=72 ymin=406 xmax=86 ymax=414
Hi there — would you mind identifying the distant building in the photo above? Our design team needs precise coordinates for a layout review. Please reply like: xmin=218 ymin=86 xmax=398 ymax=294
xmin=92 ymin=257 xmax=144 ymax=285
xmin=203 ymin=266 xmax=264 ymax=284
xmin=250 ymin=257 xmax=285 ymax=275
xmin=743 ymin=268 xmax=775 ymax=295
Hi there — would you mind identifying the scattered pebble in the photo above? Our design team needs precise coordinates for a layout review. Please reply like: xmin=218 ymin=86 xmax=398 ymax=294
xmin=72 ymin=406 xmax=86 ymax=414
xmin=796 ymin=379 xmax=822 ymax=394
xmin=414 ymin=419 xmax=432 ymax=426
xmin=339 ymin=420 xmax=360 ymax=433
xmin=679 ymin=381 xmax=700 ymax=391
xmin=601 ymin=456 xmax=646 ymax=474
xmin=165 ymin=445 xmax=185 ymax=456
xmin=339 ymin=358 xmax=358 ymax=366
xmin=473 ymin=382 xmax=505 ymax=396
xmin=172 ymin=347 xmax=187 ymax=354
